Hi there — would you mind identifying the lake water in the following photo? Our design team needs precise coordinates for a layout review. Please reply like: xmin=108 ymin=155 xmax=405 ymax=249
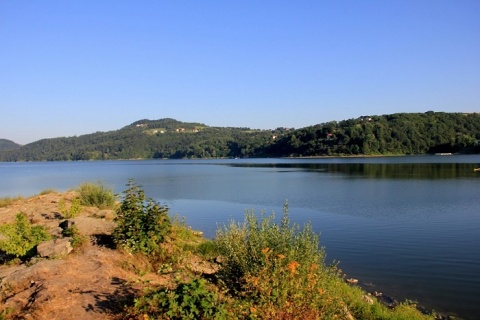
xmin=1 ymin=155 xmax=479 ymax=319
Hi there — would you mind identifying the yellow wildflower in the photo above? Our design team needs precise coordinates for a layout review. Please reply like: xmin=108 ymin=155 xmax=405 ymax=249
xmin=309 ymin=263 xmax=319 ymax=271
xmin=286 ymin=261 xmax=300 ymax=274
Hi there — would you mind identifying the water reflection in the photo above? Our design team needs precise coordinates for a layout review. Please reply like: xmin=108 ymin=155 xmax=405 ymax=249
xmin=225 ymin=162 xmax=480 ymax=179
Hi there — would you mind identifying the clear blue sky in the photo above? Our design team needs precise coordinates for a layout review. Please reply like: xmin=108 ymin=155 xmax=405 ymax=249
xmin=1 ymin=1 xmax=479 ymax=144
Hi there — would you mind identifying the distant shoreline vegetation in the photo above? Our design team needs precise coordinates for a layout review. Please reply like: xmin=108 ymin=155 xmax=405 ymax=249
xmin=0 ymin=112 xmax=479 ymax=162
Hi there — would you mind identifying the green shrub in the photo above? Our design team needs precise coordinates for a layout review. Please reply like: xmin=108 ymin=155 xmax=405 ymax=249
xmin=58 ymin=197 xmax=82 ymax=218
xmin=62 ymin=225 xmax=87 ymax=248
xmin=113 ymin=179 xmax=171 ymax=255
xmin=133 ymin=278 xmax=227 ymax=319
xmin=0 ymin=213 xmax=50 ymax=259
xmin=78 ymin=181 xmax=116 ymax=209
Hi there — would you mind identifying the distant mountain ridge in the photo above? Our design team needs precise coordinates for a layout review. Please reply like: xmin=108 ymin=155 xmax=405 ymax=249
xmin=0 ymin=112 xmax=479 ymax=161
xmin=0 ymin=139 xmax=21 ymax=151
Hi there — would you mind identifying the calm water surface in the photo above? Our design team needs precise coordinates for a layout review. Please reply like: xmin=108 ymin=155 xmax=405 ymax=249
xmin=1 ymin=155 xmax=479 ymax=319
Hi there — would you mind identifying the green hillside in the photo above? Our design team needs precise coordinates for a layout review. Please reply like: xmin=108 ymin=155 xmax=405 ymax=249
xmin=0 ymin=139 xmax=21 ymax=151
xmin=0 ymin=118 xmax=279 ymax=161
xmin=269 ymin=112 xmax=480 ymax=157
xmin=0 ymin=112 xmax=479 ymax=161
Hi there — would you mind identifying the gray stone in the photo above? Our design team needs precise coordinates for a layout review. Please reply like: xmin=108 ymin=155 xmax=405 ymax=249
xmin=37 ymin=238 xmax=73 ymax=258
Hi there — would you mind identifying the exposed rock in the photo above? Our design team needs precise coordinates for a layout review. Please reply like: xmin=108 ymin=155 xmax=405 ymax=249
xmin=94 ymin=209 xmax=116 ymax=220
xmin=188 ymin=257 xmax=219 ymax=275
xmin=71 ymin=216 xmax=115 ymax=236
xmin=37 ymin=238 xmax=73 ymax=258
xmin=363 ymin=294 xmax=374 ymax=304
xmin=346 ymin=278 xmax=359 ymax=284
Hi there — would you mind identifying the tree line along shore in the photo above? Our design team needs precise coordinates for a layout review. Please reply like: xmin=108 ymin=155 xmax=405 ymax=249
xmin=1 ymin=112 xmax=479 ymax=161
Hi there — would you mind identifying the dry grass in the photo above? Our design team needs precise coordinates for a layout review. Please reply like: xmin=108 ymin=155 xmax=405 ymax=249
xmin=0 ymin=196 xmax=23 ymax=208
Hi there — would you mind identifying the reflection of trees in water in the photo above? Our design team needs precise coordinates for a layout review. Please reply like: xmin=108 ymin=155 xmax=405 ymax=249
xmin=329 ymin=163 xmax=477 ymax=179
xmin=227 ymin=162 xmax=479 ymax=179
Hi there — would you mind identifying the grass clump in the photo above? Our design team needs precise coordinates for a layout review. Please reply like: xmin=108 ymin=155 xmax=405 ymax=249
xmin=78 ymin=181 xmax=116 ymax=209
xmin=169 ymin=215 xmax=219 ymax=258
xmin=0 ymin=213 xmax=50 ymax=260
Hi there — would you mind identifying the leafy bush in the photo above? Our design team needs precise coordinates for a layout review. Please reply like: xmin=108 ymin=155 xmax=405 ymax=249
xmin=59 ymin=197 xmax=82 ymax=218
xmin=113 ymin=179 xmax=171 ymax=254
xmin=78 ymin=182 xmax=116 ymax=209
xmin=133 ymin=278 xmax=227 ymax=319
xmin=0 ymin=213 xmax=50 ymax=259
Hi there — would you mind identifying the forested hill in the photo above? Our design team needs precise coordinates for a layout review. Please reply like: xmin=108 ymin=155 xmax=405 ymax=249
xmin=0 ymin=113 xmax=479 ymax=161
xmin=269 ymin=112 xmax=480 ymax=157
xmin=0 ymin=118 xmax=280 ymax=161
xmin=0 ymin=139 xmax=21 ymax=151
